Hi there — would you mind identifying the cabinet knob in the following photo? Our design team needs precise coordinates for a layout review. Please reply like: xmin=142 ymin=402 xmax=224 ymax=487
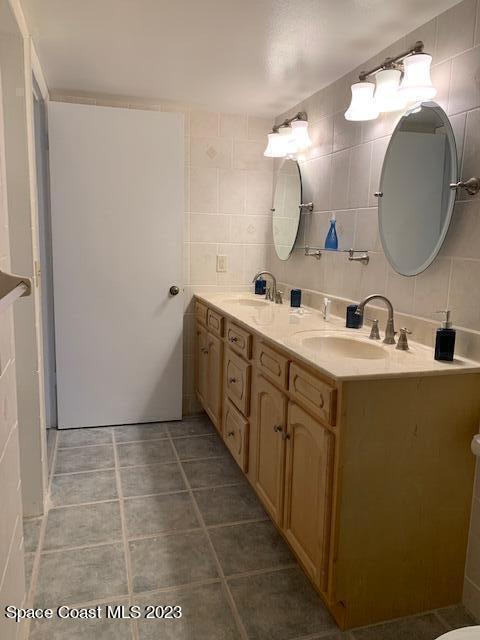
xmin=273 ymin=425 xmax=283 ymax=433
xmin=228 ymin=377 xmax=237 ymax=384
xmin=201 ymin=348 xmax=209 ymax=355
xmin=227 ymin=431 xmax=235 ymax=437
xmin=229 ymin=336 xmax=239 ymax=343
xmin=282 ymin=432 xmax=291 ymax=440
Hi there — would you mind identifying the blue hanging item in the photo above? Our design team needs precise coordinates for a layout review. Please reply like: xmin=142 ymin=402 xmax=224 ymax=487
xmin=324 ymin=213 xmax=338 ymax=250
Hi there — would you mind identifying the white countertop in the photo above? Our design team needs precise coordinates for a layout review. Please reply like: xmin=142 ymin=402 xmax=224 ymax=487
xmin=195 ymin=292 xmax=480 ymax=381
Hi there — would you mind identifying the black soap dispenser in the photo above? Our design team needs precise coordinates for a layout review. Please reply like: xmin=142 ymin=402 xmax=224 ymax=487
xmin=434 ymin=310 xmax=456 ymax=362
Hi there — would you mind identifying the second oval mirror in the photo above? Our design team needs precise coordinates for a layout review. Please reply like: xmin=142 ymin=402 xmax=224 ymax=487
xmin=378 ymin=102 xmax=457 ymax=276
xmin=272 ymin=158 xmax=302 ymax=261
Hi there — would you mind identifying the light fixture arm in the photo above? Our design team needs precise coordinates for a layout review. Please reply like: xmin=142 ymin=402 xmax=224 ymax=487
xmin=271 ymin=111 xmax=308 ymax=133
xmin=358 ymin=41 xmax=424 ymax=82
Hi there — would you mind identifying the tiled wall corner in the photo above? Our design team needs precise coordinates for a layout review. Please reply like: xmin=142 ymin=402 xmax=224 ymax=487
xmin=268 ymin=0 xmax=480 ymax=618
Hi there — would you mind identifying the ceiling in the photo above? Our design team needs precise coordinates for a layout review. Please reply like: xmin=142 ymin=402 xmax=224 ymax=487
xmin=22 ymin=0 xmax=460 ymax=117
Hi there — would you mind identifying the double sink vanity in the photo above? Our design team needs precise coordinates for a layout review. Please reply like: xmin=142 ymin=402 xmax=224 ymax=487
xmin=194 ymin=291 xmax=480 ymax=630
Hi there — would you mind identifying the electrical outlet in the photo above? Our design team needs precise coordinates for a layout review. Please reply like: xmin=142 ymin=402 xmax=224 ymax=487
xmin=216 ymin=254 xmax=227 ymax=273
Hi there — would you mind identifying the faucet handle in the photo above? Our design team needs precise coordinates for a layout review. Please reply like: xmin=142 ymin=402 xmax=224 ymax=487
xmin=396 ymin=327 xmax=412 ymax=351
xmin=368 ymin=318 xmax=380 ymax=340
xmin=275 ymin=290 xmax=283 ymax=304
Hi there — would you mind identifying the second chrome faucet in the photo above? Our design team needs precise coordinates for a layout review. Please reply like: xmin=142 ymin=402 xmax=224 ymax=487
xmin=355 ymin=294 xmax=396 ymax=344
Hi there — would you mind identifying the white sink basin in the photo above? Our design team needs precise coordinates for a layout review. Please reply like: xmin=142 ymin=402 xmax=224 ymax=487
xmin=287 ymin=331 xmax=387 ymax=360
xmin=222 ymin=297 xmax=269 ymax=308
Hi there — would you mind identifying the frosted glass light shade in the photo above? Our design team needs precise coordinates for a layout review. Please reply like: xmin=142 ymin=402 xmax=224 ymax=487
xmin=291 ymin=120 xmax=312 ymax=151
xmin=345 ymin=82 xmax=379 ymax=121
xmin=374 ymin=69 xmax=406 ymax=112
xmin=399 ymin=53 xmax=436 ymax=103
xmin=264 ymin=132 xmax=287 ymax=157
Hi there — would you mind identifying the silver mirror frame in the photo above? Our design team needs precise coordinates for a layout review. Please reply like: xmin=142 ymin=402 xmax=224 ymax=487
xmin=272 ymin=158 xmax=303 ymax=261
xmin=378 ymin=101 xmax=458 ymax=277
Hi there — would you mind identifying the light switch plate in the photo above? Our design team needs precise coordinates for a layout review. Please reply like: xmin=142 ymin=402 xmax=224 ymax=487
xmin=216 ymin=254 xmax=227 ymax=272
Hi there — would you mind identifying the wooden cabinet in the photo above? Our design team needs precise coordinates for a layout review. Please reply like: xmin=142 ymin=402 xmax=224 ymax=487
xmin=225 ymin=347 xmax=251 ymax=416
xmin=205 ymin=332 xmax=223 ymax=431
xmin=195 ymin=321 xmax=223 ymax=432
xmin=223 ymin=399 xmax=249 ymax=472
xmin=195 ymin=323 xmax=208 ymax=406
xmin=252 ymin=374 xmax=287 ymax=525
xmin=284 ymin=402 xmax=333 ymax=592
xmin=194 ymin=296 xmax=480 ymax=630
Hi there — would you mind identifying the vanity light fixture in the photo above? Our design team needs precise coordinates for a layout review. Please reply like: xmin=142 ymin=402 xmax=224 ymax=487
xmin=264 ymin=111 xmax=312 ymax=157
xmin=344 ymin=41 xmax=436 ymax=122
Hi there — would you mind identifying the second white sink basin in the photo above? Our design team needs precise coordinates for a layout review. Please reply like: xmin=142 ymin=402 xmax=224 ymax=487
xmin=287 ymin=331 xmax=387 ymax=360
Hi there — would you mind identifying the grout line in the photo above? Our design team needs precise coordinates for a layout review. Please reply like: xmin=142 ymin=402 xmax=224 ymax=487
xmin=112 ymin=429 xmax=138 ymax=640
xmin=169 ymin=431 xmax=250 ymax=640
xmin=24 ymin=424 xmax=61 ymax=635
xmin=39 ymin=539 xmax=125 ymax=556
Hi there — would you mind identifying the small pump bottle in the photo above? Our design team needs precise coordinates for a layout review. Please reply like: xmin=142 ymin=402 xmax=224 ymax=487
xmin=324 ymin=213 xmax=338 ymax=250
xmin=434 ymin=310 xmax=456 ymax=362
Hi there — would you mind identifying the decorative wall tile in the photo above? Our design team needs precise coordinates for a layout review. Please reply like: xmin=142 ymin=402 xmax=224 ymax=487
xmin=436 ymin=0 xmax=476 ymax=62
xmin=190 ymin=136 xmax=232 ymax=169
xmin=245 ymin=171 xmax=273 ymax=214
xmin=218 ymin=168 xmax=246 ymax=214
xmin=190 ymin=214 xmax=228 ymax=243
xmin=330 ymin=149 xmax=351 ymax=211
xmin=348 ymin=143 xmax=372 ymax=209
xmin=190 ymin=110 xmax=219 ymax=137
xmin=449 ymin=46 xmax=480 ymax=115
xmin=189 ymin=167 xmax=218 ymax=213
xmin=234 ymin=140 xmax=272 ymax=171
xmin=220 ymin=113 xmax=247 ymax=139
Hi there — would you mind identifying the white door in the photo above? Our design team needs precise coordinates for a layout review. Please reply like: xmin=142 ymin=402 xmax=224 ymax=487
xmin=48 ymin=102 xmax=184 ymax=428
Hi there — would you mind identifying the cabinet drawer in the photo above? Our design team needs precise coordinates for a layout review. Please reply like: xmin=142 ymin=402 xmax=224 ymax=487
xmin=223 ymin=399 xmax=249 ymax=472
xmin=225 ymin=348 xmax=251 ymax=417
xmin=195 ymin=301 xmax=208 ymax=325
xmin=289 ymin=363 xmax=336 ymax=426
xmin=255 ymin=341 xmax=289 ymax=389
xmin=226 ymin=321 xmax=252 ymax=360
xmin=207 ymin=308 xmax=224 ymax=337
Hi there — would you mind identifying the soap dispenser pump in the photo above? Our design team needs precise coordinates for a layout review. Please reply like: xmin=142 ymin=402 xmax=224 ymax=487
xmin=434 ymin=310 xmax=456 ymax=362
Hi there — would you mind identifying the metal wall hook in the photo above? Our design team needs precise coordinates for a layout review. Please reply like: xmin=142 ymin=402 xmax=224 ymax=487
xmin=450 ymin=177 xmax=480 ymax=196
xmin=299 ymin=202 xmax=314 ymax=213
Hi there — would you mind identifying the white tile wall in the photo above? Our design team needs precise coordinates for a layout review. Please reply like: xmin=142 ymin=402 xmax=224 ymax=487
xmin=267 ymin=0 xmax=480 ymax=617
xmin=0 ymin=97 xmax=25 ymax=638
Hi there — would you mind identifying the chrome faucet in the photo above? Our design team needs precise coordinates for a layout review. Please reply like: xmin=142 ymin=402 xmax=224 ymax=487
xmin=252 ymin=271 xmax=282 ymax=304
xmin=355 ymin=294 xmax=396 ymax=344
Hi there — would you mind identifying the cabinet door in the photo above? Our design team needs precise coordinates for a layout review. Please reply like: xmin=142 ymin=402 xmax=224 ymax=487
xmin=284 ymin=402 xmax=333 ymax=591
xmin=223 ymin=399 xmax=249 ymax=472
xmin=195 ymin=323 xmax=208 ymax=406
xmin=253 ymin=375 xmax=287 ymax=525
xmin=206 ymin=332 xmax=223 ymax=432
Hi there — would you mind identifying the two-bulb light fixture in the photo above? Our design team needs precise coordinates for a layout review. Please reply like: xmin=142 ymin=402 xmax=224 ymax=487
xmin=264 ymin=112 xmax=312 ymax=157
xmin=345 ymin=40 xmax=437 ymax=122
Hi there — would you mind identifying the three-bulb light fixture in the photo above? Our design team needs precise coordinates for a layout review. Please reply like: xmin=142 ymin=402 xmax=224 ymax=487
xmin=264 ymin=111 xmax=313 ymax=157
xmin=345 ymin=40 xmax=436 ymax=121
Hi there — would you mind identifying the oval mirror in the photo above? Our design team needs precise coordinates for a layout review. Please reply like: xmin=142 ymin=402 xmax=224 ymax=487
xmin=272 ymin=158 xmax=302 ymax=261
xmin=378 ymin=102 xmax=457 ymax=276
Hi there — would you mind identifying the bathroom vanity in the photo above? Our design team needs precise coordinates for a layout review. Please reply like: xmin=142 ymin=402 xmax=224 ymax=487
xmin=194 ymin=293 xmax=480 ymax=630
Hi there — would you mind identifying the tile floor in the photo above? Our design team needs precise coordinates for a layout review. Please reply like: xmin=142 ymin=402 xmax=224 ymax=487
xmin=23 ymin=415 xmax=477 ymax=639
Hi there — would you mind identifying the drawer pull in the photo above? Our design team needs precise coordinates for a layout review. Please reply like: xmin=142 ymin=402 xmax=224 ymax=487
xmin=282 ymin=432 xmax=291 ymax=441
xmin=229 ymin=336 xmax=239 ymax=343
xmin=319 ymin=394 xmax=324 ymax=408
xmin=201 ymin=348 xmax=209 ymax=355
xmin=273 ymin=425 xmax=283 ymax=433
xmin=228 ymin=377 xmax=237 ymax=384
xmin=227 ymin=431 xmax=235 ymax=437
